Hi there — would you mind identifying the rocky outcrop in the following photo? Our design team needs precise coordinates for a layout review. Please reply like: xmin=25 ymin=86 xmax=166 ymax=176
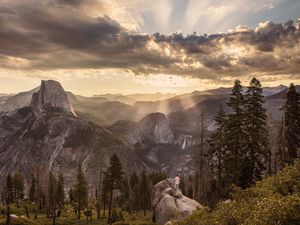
xmin=0 ymin=87 xmax=39 ymax=114
xmin=31 ymin=80 xmax=76 ymax=116
xmin=152 ymin=178 xmax=202 ymax=225
xmin=139 ymin=113 xmax=174 ymax=144
xmin=109 ymin=112 xmax=174 ymax=145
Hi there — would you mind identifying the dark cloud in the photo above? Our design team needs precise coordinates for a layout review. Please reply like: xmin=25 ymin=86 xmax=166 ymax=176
xmin=0 ymin=0 xmax=299 ymax=81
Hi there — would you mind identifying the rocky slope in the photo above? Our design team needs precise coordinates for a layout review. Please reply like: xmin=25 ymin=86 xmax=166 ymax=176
xmin=0 ymin=80 xmax=140 ymax=191
xmin=109 ymin=112 xmax=199 ymax=174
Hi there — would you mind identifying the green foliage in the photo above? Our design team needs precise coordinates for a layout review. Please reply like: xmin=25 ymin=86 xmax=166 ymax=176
xmin=283 ymin=83 xmax=300 ymax=164
xmin=55 ymin=173 xmax=65 ymax=208
xmin=105 ymin=154 xmax=124 ymax=224
xmin=224 ymin=79 xmax=247 ymax=188
xmin=175 ymin=160 xmax=300 ymax=225
xmin=73 ymin=164 xmax=88 ymax=220
xmin=47 ymin=172 xmax=57 ymax=212
xmin=13 ymin=171 xmax=25 ymax=200
xmin=29 ymin=174 xmax=37 ymax=202
xmin=242 ymin=77 xmax=269 ymax=187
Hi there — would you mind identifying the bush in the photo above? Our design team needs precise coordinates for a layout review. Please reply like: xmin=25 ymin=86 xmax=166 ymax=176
xmin=176 ymin=160 xmax=300 ymax=225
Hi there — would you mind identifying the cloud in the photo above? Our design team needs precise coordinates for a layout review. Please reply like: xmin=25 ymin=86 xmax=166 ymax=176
xmin=0 ymin=0 xmax=299 ymax=84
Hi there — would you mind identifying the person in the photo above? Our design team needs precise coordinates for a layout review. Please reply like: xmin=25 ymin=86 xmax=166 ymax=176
xmin=175 ymin=175 xmax=180 ymax=189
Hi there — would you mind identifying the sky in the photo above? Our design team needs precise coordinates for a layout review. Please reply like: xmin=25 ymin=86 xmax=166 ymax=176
xmin=0 ymin=0 xmax=299 ymax=95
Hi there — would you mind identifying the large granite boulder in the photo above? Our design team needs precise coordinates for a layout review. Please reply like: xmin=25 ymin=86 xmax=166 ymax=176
xmin=152 ymin=178 xmax=202 ymax=225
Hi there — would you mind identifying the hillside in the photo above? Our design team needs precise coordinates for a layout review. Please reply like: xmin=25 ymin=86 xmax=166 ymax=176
xmin=175 ymin=160 xmax=300 ymax=225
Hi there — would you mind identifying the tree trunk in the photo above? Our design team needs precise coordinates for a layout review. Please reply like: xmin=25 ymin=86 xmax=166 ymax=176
xmin=103 ymin=195 xmax=106 ymax=217
xmin=107 ymin=188 xmax=114 ymax=225
xmin=6 ymin=204 xmax=10 ymax=225
xmin=25 ymin=206 xmax=30 ymax=219
xmin=52 ymin=209 xmax=56 ymax=225
xmin=77 ymin=202 xmax=81 ymax=220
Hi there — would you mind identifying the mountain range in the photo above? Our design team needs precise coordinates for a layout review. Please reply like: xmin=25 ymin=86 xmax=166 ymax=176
xmin=0 ymin=80 xmax=297 ymax=191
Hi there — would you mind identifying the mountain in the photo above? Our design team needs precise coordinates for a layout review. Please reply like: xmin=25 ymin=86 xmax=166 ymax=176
xmin=109 ymin=112 xmax=197 ymax=173
xmin=68 ymin=92 xmax=140 ymax=125
xmin=0 ymin=81 xmax=297 ymax=187
xmin=0 ymin=80 xmax=141 ymax=191
xmin=0 ymin=87 xmax=39 ymax=115
xmin=31 ymin=80 xmax=76 ymax=116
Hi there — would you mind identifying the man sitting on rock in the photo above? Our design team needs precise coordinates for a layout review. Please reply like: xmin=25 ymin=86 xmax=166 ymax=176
xmin=175 ymin=175 xmax=180 ymax=189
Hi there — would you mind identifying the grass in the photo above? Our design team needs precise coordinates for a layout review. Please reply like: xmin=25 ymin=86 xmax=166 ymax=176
xmin=0 ymin=203 xmax=154 ymax=225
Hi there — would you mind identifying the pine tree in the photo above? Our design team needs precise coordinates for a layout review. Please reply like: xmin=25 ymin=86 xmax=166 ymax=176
xmin=224 ymin=79 xmax=246 ymax=187
xmin=29 ymin=174 xmax=37 ymax=202
xmin=12 ymin=171 xmax=24 ymax=206
xmin=283 ymin=83 xmax=300 ymax=163
xmin=74 ymin=164 xmax=88 ymax=220
xmin=208 ymin=104 xmax=226 ymax=197
xmin=106 ymin=154 xmax=124 ymax=225
xmin=129 ymin=172 xmax=140 ymax=212
xmin=6 ymin=174 xmax=13 ymax=204
xmin=68 ymin=188 xmax=74 ymax=203
xmin=47 ymin=172 xmax=57 ymax=215
xmin=139 ymin=171 xmax=150 ymax=216
xmin=276 ymin=119 xmax=286 ymax=170
xmin=101 ymin=171 xmax=109 ymax=217
xmin=179 ymin=176 xmax=186 ymax=195
xmin=55 ymin=173 xmax=64 ymax=213
xmin=241 ymin=77 xmax=269 ymax=187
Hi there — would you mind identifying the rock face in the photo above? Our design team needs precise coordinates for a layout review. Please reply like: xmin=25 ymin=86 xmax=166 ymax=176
xmin=0 ymin=80 xmax=142 ymax=192
xmin=152 ymin=178 xmax=202 ymax=225
xmin=139 ymin=113 xmax=174 ymax=144
xmin=110 ymin=112 xmax=174 ymax=145
xmin=31 ymin=80 xmax=76 ymax=116
xmin=0 ymin=87 xmax=39 ymax=115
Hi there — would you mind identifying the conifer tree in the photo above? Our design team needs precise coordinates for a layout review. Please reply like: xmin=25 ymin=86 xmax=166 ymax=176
xmin=101 ymin=171 xmax=109 ymax=217
xmin=12 ymin=171 xmax=24 ymax=206
xmin=68 ymin=188 xmax=74 ymax=203
xmin=283 ymin=83 xmax=300 ymax=163
xmin=105 ymin=154 xmax=124 ymax=225
xmin=179 ymin=176 xmax=186 ymax=195
xmin=47 ymin=172 xmax=57 ymax=215
xmin=224 ymin=79 xmax=246 ymax=187
xmin=55 ymin=173 xmax=64 ymax=214
xmin=139 ymin=171 xmax=150 ymax=216
xmin=208 ymin=104 xmax=226 ymax=196
xmin=276 ymin=119 xmax=286 ymax=170
xmin=129 ymin=172 xmax=140 ymax=211
xmin=74 ymin=164 xmax=88 ymax=220
xmin=6 ymin=174 xmax=12 ymax=204
xmin=241 ymin=77 xmax=269 ymax=187
xmin=29 ymin=174 xmax=37 ymax=202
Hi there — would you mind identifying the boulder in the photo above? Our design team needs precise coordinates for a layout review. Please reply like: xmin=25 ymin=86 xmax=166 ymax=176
xmin=152 ymin=178 xmax=202 ymax=225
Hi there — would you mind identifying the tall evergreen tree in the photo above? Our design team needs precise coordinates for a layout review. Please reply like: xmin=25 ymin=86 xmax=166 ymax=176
xmin=241 ymin=77 xmax=269 ymax=187
xmin=101 ymin=171 xmax=109 ymax=217
xmin=129 ymin=173 xmax=140 ymax=212
xmin=47 ymin=172 xmax=57 ymax=215
xmin=106 ymin=154 xmax=124 ymax=225
xmin=224 ymin=79 xmax=246 ymax=187
xmin=276 ymin=119 xmax=286 ymax=170
xmin=29 ymin=174 xmax=37 ymax=202
xmin=55 ymin=173 xmax=64 ymax=213
xmin=208 ymin=104 xmax=226 ymax=197
xmin=6 ymin=174 xmax=13 ymax=204
xmin=283 ymin=83 xmax=300 ymax=163
xmin=12 ymin=171 xmax=24 ymax=206
xmin=139 ymin=171 xmax=150 ymax=216
xmin=74 ymin=164 xmax=88 ymax=220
